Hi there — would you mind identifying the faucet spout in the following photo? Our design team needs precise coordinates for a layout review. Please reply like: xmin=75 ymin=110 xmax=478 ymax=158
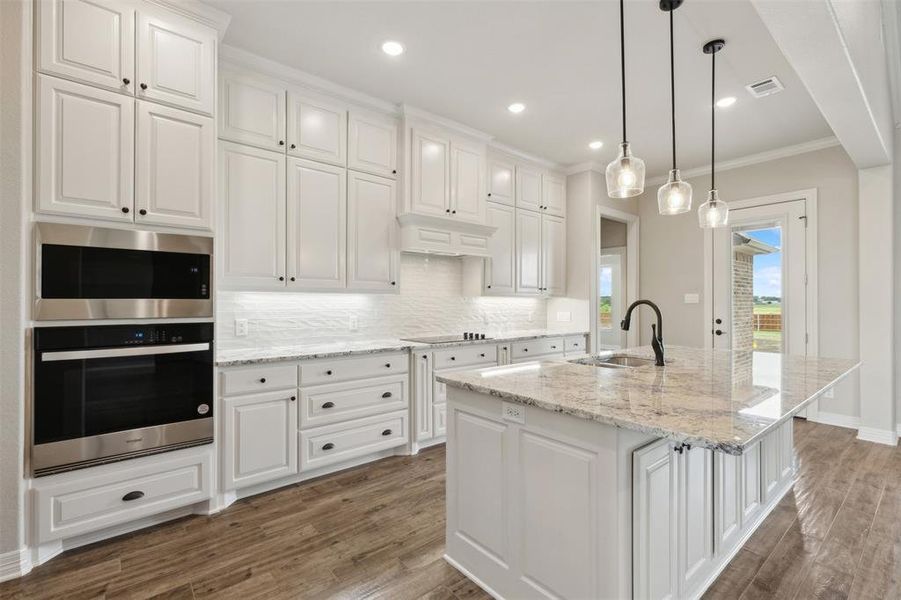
xmin=620 ymin=299 xmax=666 ymax=366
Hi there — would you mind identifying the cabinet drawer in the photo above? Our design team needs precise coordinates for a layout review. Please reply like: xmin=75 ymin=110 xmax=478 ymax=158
xmin=511 ymin=338 xmax=564 ymax=359
xmin=300 ymin=375 xmax=407 ymax=429
xmin=300 ymin=352 xmax=408 ymax=385
xmin=300 ymin=411 xmax=408 ymax=472
xmin=432 ymin=344 xmax=498 ymax=370
xmin=34 ymin=448 xmax=211 ymax=543
xmin=564 ymin=335 xmax=587 ymax=355
xmin=221 ymin=364 xmax=298 ymax=396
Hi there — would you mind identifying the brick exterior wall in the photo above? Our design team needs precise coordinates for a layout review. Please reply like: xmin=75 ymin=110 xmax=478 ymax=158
xmin=732 ymin=252 xmax=754 ymax=352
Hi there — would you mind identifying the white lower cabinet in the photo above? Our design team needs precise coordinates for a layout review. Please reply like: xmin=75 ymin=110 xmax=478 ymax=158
xmin=677 ymin=447 xmax=715 ymax=599
xmin=714 ymin=452 xmax=743 ymax=556
xmin=299 ymin=410 xmax=407 ymax=472
xmin=633 ymin=440 xmax=679 ymax=600
xmin=510 ymin=337 xmax=565 ymax=363
xmin=223 ymin=389 xmax=299 ymax=491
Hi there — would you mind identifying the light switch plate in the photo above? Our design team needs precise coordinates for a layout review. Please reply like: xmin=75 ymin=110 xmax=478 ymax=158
xmin=348 ymin=316 xmax=359 ymax=331
xmin=502 ymin=402 xmax=525 ymax=424
xmin=684 ymin=293 xmax=700 ymax=304
xmin=235 ymin=319 xmax=248 ymax=337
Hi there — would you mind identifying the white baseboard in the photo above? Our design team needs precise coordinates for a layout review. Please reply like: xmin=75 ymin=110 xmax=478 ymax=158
xmin=857 ymin=426 xmax=899 ymax=446
xmin=809 ymin=411 xmax=860 ymax=430
xmin=0 ymin=548 xmax=31 ymax=583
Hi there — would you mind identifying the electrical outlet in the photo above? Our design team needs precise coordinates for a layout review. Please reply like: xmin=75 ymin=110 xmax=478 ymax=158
xmin=824 ymin=387 xmax=835 ymax=399
xmin=235 ymin=319 xmax=248 ymax=337
xmin=557 ymin=311 xmax=572 ymax=322
xmin=348 ymin=316 xmax=359 ymax=331
xmin=502 ymin=402 xmax=525 ymax=424
xmin=527 ymin=311 xmax=534 ymax=323
xmin=684 ymin=293 xmax=700 ymax=304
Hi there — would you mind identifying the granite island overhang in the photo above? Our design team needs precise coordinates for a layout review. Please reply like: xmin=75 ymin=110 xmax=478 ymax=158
xmin=436 ymin=346 xmax=860 ymax=600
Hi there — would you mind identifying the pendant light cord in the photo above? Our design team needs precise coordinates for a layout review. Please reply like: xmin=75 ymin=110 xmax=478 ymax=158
xmin=620 ymin=0 xmax=627 ymax=143
xmin=711 ymin=49 xmax=716 ymax=190
xmin=669 ymin=9 xmax=676 ymax=171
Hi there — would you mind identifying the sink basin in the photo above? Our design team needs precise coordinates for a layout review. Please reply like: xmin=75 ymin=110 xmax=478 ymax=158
xmin=570 ymin=355 xmax=657 ymax=369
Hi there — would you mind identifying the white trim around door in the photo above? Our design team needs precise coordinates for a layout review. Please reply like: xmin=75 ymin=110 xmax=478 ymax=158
xmin=591 ymin=205 xmax=640 ymax=354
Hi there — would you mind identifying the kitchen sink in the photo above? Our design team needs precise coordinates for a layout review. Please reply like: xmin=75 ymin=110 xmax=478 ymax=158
xmin=570 ymin=355 xmax=657 ymax=369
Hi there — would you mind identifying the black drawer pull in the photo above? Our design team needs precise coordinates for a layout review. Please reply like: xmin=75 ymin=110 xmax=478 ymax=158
xmin=385 ymin=363 xmax=391 ymax=368
xmin=259 ymin=377 xmax=266 ymax=383
xmin=322 ymin=443 xmax=335 ymax=451
xmin=551 ymin=346 xmax=557 ymax=349
xmin=381 ymin=429 xmax=392 ymax=436
xmin=480 ymin=353 xmax=485 ymax=357
xmin=322 ymin=401 xmax=335 ymax=409
xmin=523 ymin=348 xmax=529 ymax=352
xmin=290 ymin=396 xmax=296 ymax=402
xmin=381 ymin=392 xmax=392 ymax=398
xmin=139 ymin=82 xmax=147 ymax=90
xmin=326 ymin=370 xmax=333 ymax=375
xmin=450 ymin=356 xmax=456 ymax=361
xmin=122 ymin=78 xmax=130 ymax=85
xmin=122 ymin=490 xmax=144 ymax=502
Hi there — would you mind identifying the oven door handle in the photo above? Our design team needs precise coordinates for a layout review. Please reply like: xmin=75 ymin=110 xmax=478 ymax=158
xmin=41 ymin=343 xmax=211 ymax=362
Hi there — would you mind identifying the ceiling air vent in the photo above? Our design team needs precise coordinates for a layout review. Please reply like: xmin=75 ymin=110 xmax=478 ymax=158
xmin=745 ymin=76 xmax=784 ymax=98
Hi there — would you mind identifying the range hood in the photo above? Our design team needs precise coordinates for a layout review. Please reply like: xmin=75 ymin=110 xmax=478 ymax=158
xmin=397 ymin=214 xmax=497 ymax=258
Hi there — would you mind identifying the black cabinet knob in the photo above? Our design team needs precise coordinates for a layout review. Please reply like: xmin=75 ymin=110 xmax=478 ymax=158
xmin=122 ymin=78 xmax=130 ymax=85
xmin=715 ymin=318 xmax=722 ymax=325
xmin=487 ymin=193 xmax=492 ymax=197
xmin=502 ymin=346 xmax=507 ymax=351
xmin=523 ymin=348 xmax=529 ymax=352
xmin=450 ymin=356 xmax=456 ymax=361
xmin=381 ymin=429 xmax=392 ymax=436
xmin=551 ymin=346 xmax=557 ymax=350
xmin=451 ymin=210 xmax=456 ymax=214
xmin=139 ymin=83 xmax=147 ymax=90
xmin=480 ymin=353 xmax=485 ymax=357
xmin=385 ymin=363 xmax=391 ymax=368
xmin=121 ymin=207 xmax=130 ymax=213
xmin=138 ymin=209 xmax=147 ymax=215
xmin=322 ymin=443 xmax=335 ymax=451
xmin=279 ymin=276 xmax=285 ymax=281
xmin=290 ymin=277 xmax=295 ymax=282
xmin=279 ymin=140 xmax=285 ymax=146
xmin=391 ymin=281 xmax=396 ymax=286
xmin=259 ymin=378 xmax=266 ymax=383
xmin=422 ymin=355 xmax=428 ymax=360
xmin=487 ymin=285 xmax=492 ymax=289
xmin=322 ymin=401 xmax=335 ymax=409
xmin=290 ymin=143 xmax=296 ymax=149
xmin=326 ymin=370 xmax=333 ymax=375
xmin=122 ymin=490 xmax=144 ymax=502
xmin=715 ymin=330 xmax=724 ymax=336
xmin=381 ymin=392 xmax=392 ymax=398
xmin=392 ymin=169 xmax=397 ymax=174
xmin=445 ymin=209 xmax=450 ymax=213
xmin=290 ymin=396 xmax=296 ymax=402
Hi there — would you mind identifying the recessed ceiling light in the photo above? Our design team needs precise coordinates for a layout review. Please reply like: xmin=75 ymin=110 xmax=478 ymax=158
xmin=716 ymin=96 xmax=737 ymax=108
xmin=507 ymin=102 xmax=526 ymax=114
xmin=589 ymin=140 xmax=604 ymax=150
xmin=381 ymin=40 xmax=405 ymax=57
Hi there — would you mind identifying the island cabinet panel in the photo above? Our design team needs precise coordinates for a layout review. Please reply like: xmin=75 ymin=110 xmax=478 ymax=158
xmin=518 ymin=431 xmax=600 ymax=600
xmin=742 ymin=441 xmax=763 ymax=523
xmin=413 ymin=351 xmax=434 ymax=442
xmin=677 ymin=447 xmax=715 ymax=599
xmin=714 ymin=452 xmax=743 ymax=556
xmin=762 ymin=432 xmax=782 ymax=502
xmin=633 ymin=440 xmax=679 ymax=600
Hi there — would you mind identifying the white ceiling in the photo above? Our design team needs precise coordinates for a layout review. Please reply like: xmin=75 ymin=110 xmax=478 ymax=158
xmin=205 ymin=0 xmax=834 ymax=176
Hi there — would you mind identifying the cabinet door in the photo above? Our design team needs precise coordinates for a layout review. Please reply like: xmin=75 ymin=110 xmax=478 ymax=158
xmin=136 ymin=10 xmax=216 ymax=115
xmin=286 ymin=93 xmax=347 ymax=166
xmin=450 ymin=140 xmax=485 ymax=224
xmin=678 ymin=447 xmax=715 ymax=599
xmin=484 ymin=203 xmax=515 ymax=294
xmin=633 ymin=440 xmax=678 ymax=600
xmin=515 ymin=166 xmax=542 ymax=212
xmin=347 ymin=171 xmax=398 ymax=291
xmin=35 ymin=75 xmax=134 ymax=222
xmin=541 ymin=214 xmax=566 ymax=296
xmin=779 ymin=419 xmax=794 ymax=482
xmin=135 ymin=101 xmax=213 ymax=230
xmin=223 ymin=390 xmax=298 ymax=490
xmin=541 ymin=173 xmax=566 ymax=217
xmin=348 ymin=112 xmax=397 ymax=178
xmin=516 ymin=209 xmax=542 ymax=295
xmin=37 ymin=0 xmax=135 ymax=94
xmin=762 ymin=429 xmax=782 ymax=501
xmin=410 ymin=129 xmax=450 ymax=217
xmin=714 ymin=452 xmax=743 ymax=557
xmin=413 ymin=352 xmax=433 ymax=442
xmin=286 ymin=158 xmax=346 ymax=290
xmin=487 ymin=159 xmax=515 ymax=207
xmin=219 ymin=142 xmax=286 ymax=290
xmin=742 ymin=441 xmax=763 ymax=524
xmin=218 ymin=72 xmax=286 ymax=151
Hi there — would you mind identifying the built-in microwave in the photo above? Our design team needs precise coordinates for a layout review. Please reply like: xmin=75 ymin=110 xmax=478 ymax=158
xmin=34 ymin=223 xmax=213 ymax=320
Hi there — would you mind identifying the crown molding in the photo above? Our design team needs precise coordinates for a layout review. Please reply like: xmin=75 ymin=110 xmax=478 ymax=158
xmin=564 ymin=161 xmax=606 ymax=176
xmin=220 ymin=45 xmax=400 ymax=116
xmin=143 ymin=0 xmax=231 ymax=38
xmin=400 ymin=105 xmax=493 ymax=142
xmin=645 ymin=136 xmax=841 ymax=186
xmin=488 ymin=141 xmax=563 ymax=171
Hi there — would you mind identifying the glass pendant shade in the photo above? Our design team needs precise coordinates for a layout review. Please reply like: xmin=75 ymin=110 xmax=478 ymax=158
xmin=606 ymin=142 xmax=646 ymax=198
xmin=697 ymin=189 xmax=729 ymax=229
xmin=657 ymin=169 xmax=692 ymax=215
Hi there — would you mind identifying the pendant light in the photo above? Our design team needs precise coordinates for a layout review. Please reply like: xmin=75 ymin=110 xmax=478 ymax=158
xmin=698 ymin=39 xmax=729 ymax=229
xmin=657 ymin=0 xmax=691 ymax=215
xmin=606 ymin=0 xmax=645 ymax=198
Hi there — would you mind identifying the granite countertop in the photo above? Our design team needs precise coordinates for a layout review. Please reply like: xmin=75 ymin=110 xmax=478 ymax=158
xmin=435 ymin=346 xmax=860 ymax=455
xmin=215 ymin=330 xmax=588 ymax=367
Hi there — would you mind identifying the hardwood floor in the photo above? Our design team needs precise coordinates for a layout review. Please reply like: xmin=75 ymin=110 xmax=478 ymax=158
xmin=2 ymin=420 xmax=899 ymax=600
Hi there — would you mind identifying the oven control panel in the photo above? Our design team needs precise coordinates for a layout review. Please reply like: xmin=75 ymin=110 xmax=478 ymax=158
xmin=34 ymin=322 xmax=214 ymax=351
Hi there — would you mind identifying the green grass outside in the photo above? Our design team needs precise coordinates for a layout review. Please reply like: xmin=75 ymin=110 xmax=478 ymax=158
xmin=753 ymin=304 xmax=782 ymax=315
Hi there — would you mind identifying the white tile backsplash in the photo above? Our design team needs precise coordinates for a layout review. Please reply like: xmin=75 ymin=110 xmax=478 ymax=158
xmin=217 ymin=254 xmax=548 ymax=350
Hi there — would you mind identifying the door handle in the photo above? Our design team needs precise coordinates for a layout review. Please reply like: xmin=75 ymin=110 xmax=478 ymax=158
xmin=42 ymin=343 xmax=210 ymax=362
xmin=715 ymin=329 xmax=726 ymax=336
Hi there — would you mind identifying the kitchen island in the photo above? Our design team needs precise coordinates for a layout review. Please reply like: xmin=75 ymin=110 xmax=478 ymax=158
xmin=437 ymin=346 xmax=859 ymax=600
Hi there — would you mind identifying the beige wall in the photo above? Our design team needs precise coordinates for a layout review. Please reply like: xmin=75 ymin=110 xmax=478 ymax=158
xmin=600 ymin=218 xmax=628 ymax=249
xmin=638 ymin=145 xmax=860 ymax=418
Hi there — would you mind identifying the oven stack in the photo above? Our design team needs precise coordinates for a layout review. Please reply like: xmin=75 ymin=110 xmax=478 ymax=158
xmin=31 ymin=223 xmax=214 ymax=476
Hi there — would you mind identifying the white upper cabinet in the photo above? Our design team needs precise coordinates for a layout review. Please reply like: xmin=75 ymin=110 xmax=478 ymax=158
xmin=35 ymin=75 xmax=134 ymax=222
xmin=286 ymin=158 xmax=346 ymax=290
xmin=37 ymin=0 xmax=135 ymax=94
xmin=541 ymin=213 xmax=566 ymax=295
xmin=450 ymin=140 xmax=485 ymax=224
xmin=347 ymin=171 xmax=398 ymax=292
xmin=515 ymin=166 xmax=542 ymax=212
xmin=484 ymin=202 xmax=515 ymax=295
xmin=542 ymin=173 xmax=566 ymax=217
xmin=135 ymin=101 xmax=213 ymax=230
xmin=136 ymin=10 xmax=216 ymax=116
xmin=287 ymin=93 xmax=347 ymax=166
xmin=219 ymin=142 xmax=287 ymax=290
xmin=348 ymin=111 xmax=397 ymax=178
xmin=410 ymin=128 xmax=451 ymax=218
xmin=516 ymin=209 xmax=542 ymax=295
xmin=487 ymin=158 xmax=515 ymax=207
xmin=218 ymin=72 xmax=286 ymax=151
